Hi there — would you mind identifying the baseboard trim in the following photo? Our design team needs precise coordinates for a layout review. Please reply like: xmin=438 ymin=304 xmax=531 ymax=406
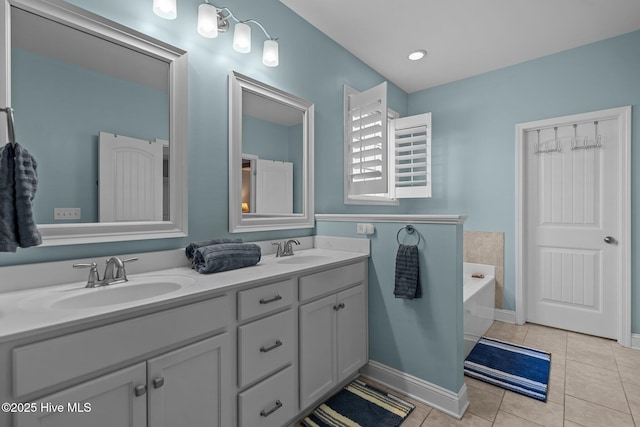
xmin=360 ymin=360 xmax=469 ymax=419
xmin=494 ymin=309 xmax=516 ymax=324
xmin=632 ymin=334 xmax=640 ymax=350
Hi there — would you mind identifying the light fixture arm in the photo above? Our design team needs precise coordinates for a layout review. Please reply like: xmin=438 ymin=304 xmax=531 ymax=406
xmin=204 ymin=2 xmax=276 ymax=40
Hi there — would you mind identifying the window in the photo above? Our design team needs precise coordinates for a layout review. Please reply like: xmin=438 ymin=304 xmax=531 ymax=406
xmin=344 ymin=84 xmax=431 ymax=205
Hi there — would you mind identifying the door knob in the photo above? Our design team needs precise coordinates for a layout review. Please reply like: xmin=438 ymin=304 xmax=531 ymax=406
xmin=604 ymin=236 xmax=616 ymax=244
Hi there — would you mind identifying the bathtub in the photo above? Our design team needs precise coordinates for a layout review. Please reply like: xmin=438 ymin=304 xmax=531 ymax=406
xmin=463 ymin=262 xmax=496 ymax=357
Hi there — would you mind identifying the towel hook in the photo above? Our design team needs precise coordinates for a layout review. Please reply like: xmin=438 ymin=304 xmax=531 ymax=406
xmin=1 ymin=107 xmax=16 ymax=147
xmin=396 ymin=225 xmax=421 ymax=246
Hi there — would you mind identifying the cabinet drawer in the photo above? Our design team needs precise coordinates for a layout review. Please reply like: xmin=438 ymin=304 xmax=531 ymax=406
xmin=238 ymin=366 xmax=296 ymax=427
xmin=237 ymin=279 xmax=294 ymax=321
xmin=299 ymin=261 xmax=366 ymax=302
xmin=13 ymin=296 xmax=229 ymax=398
xmin=238 ymin=309 xmax=294 ymax=387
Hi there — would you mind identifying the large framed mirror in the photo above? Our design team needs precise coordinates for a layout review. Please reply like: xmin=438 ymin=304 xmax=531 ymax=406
xmin=0 ymin=0 xmax=188 ymax=245
xmin=229 ymin=71 xmax=314 ymax=232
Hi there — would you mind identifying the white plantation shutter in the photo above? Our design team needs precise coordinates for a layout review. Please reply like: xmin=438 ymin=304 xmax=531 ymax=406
xmin=390 ymin=113 xmax=431 ymax=198
xmin=344 ymin=82 xmax=388 ymax=195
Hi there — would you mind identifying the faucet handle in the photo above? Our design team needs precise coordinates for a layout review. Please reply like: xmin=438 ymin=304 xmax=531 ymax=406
xmin=73 ymin=262 xmax=100 ymax=287
xmin=271 ymin=242 xmax=283 ymax=257
xmin=116 ymin=257 xmax=139 ymax=282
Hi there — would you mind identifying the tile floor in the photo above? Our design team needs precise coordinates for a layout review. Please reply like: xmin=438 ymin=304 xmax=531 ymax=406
xmin=361 ymin=321 xmax=640 ymax=426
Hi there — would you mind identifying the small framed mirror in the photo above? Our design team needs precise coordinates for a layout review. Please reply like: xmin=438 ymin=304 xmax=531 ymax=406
xmin=228 ymin=71 xmax=314 ymax=232
xmin=0 ymin=0 xmax=188 ymax=245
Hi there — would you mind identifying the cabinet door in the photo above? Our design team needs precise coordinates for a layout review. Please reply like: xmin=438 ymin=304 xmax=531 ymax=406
xmin=15 ymin=363 xmax=146 ymax=427
xmin=299 ymin=294 xmax=337 ymax=409
xmin=147 ymin=334 xmax=230 ymax=427
xmin=337 ymin=284 xmax=367 ymax=382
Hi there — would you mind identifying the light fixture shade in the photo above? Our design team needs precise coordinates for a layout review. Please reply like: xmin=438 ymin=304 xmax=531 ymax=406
xmin=233 ymin=22 xmax=251 ymax=53
xmin=262 ymin=39 xmax=279 ymax=67
xmin=153 ymin=0 xmax=177 ymax=20
xmin=197 ymin=3 xmax=219 ymax=38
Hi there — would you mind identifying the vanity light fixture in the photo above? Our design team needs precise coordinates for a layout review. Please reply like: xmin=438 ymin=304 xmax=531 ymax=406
xmin=154 ymin=0 xmax=279 ymax=67
xmin=408 ymin=49 xmax=427 ymax=61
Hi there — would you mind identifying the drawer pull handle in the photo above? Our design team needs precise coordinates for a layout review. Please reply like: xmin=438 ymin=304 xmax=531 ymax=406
xmin=260 ymin=339 xmax=283 ymax=353
xmin=260 ymin=400 xmax=283 ymax=417
xmin=134 ymin=385 xmax=147 ymax=397
xmin=153 ymin=377 xmax=165 ymax=389
xmin=259 ymin=294 xmax=283 ymax=305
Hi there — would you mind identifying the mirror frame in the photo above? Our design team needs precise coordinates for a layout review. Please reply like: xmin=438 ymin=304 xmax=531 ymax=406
xmin=229 ymin=71 xmax=314 ymax=233
xmin=0 ymin=0 xmax=188 ymax=246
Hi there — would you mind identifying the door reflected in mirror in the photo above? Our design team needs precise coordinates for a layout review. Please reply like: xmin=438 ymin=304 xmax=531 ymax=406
xmin=241 ymin=91 xmax=303 ymax=215
xmin=229 ymin=71 xmax=314 ymax=232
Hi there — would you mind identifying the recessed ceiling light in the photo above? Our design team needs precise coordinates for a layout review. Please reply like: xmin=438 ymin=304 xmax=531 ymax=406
xmin=408 ymin=50 xmax=427 ymax=61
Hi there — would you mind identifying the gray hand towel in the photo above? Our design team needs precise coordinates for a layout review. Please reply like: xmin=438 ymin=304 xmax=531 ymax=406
xmin=193 ymin=243 xmax=261 ymax=274
xmin=185 ymin=238 xmax=243 ymax=260
xmin=0 ymin=143 xmax=42 ymax=252
xmin=393 ymin=244 xmax=422 ymax=299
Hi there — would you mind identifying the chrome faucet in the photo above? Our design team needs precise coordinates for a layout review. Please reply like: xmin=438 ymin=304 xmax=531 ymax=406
xmin=73 ymin=256 xmax=139 ymax=288
xmin=282 ymin=239 xmax=300 ymax=256
xmin=271 ymin=239 xmax=300 ymax=257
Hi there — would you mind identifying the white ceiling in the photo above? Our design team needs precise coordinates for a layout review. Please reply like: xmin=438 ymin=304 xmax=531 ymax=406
xmin=280 ymin=0 xmax=640 ymax=94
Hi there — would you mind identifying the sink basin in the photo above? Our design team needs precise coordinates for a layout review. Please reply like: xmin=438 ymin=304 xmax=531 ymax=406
xmin=50 ymin=276 xmax=195 ymax=309
xmin=276 ymin=255 xmax=332 ymax=265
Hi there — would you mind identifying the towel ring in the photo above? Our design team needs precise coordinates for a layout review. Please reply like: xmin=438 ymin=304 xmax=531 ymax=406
xmin=396 ymin=225 xmax=421 ymax=246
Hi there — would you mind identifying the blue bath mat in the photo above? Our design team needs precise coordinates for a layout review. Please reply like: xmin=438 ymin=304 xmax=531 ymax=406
xmin=301 ymin=379 xmax=414 ymax=427
xmin=464 ymin=337 xmax=551 ymax=401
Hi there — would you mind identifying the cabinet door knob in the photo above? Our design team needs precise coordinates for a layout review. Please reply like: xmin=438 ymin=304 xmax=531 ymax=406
xmin=260 ymin=339 xmax=283 ymax=353
xmin=153 ymin=377 xmax=165 ymax=389
xmin=260 ymin=400 xmax=283 ymax=417
xmin=134 ymin=384 xmax=147 ymax=397
xmin=604 ymin=236 xmax=616 ymax=244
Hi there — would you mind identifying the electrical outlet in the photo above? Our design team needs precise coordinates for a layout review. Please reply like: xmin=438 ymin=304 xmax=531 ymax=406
xmin=54 ymin=208 xmax=81 ymax=220
xmin=356 ymin=223 xmax=374 ymax=235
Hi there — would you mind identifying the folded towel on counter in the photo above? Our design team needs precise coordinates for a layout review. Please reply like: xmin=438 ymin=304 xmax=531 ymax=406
xmin=185 ymin=238 xmax=243 ymax=260
xmin=193 ymin=243 xmax=261 ymax=274
xmin=393 ymin=244 xmax=421 ymax=299
xmin=0 ymin=143 xmax=42 ymax=252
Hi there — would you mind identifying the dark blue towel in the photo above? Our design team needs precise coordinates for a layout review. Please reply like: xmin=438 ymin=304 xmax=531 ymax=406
xmin=193 ymin=243 xmax=261 ymax=274
xmin=185 ymin=238 xmax=243 ymax=260
xmin=393 ymin=244 xmax=421 ymax=299
xmin=0 ymin=143 xmax=42 ymax=252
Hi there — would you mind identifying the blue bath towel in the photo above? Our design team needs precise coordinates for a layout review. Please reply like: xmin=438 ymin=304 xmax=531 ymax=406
xmin=185 ymin=238 xmax=243 ymax=260
xmin=393 ymin=244 xmax=421 ymax=299
xmin=193 ymin=243 xmax=261 ymax=274
xmin=0 ymin=143 xmax=42 ymax=252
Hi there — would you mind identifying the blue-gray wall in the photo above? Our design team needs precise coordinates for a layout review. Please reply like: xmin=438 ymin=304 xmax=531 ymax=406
xmin=405 ymin=30 xmax=640 ymax=333
xmin=12 ymin=48 xmax=169 ymax=224
xmin=0 ymin=0 xmax=407 ymax=265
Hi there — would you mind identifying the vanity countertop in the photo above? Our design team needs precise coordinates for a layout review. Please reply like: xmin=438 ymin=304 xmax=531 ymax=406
xmin=0 ymin=248 xmax=368 ymax=343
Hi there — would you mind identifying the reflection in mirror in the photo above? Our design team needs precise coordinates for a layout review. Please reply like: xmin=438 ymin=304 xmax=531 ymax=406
xmin=11 ymin=7 xmax=169 ymax=224
xmin=241 ymin=91 xmax=303 ymax=215
xmin=1 ymin=0 xmax=188 ymax=244
xmin=229 ymin=71 xmax=314 ymax=232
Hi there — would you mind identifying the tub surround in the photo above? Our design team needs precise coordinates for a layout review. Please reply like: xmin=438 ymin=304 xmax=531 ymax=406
xmin=463 ymin=262 xmax=496 ymax=357
xmin=463 ymin=231 xmax=504 ymax=310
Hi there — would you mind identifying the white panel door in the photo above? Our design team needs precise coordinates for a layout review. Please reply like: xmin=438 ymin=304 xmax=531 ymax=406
xmin=99 ymin=132 xmax=163 ymax=222
xmin=525 ymin=118 xmax=620 ymax=338
xmin=336 ymin=284 xmax=367 ymax=382
xmin=255 ymin=159 xmax=293 ymax=214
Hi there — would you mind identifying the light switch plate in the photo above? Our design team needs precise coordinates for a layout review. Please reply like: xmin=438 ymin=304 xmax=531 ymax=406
xmin=356 ymin=223 xmax=374 ymax=235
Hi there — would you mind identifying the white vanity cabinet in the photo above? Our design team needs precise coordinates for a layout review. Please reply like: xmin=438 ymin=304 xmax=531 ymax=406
xmin=10 ymin=296 xmax=231 ymax=427
xmin=298 ymin=262 xmax=367 ymax=410
xmin=15 ymin=335 xmax=229 ymax=427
